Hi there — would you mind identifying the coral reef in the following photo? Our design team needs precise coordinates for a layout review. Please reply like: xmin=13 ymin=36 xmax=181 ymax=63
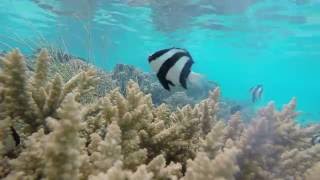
xmin=1 ymin=49 xmax=320 ymax=180
xmin=304 ymin=162 xmax=320 ymax=180
xmin=28 ymin=49 xmax=217 ymax=108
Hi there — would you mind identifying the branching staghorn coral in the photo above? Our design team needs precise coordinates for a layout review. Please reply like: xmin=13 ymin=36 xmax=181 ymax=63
xmin=137 ymin=87 xmax=220 ymax=171
xmin=29 ymin=48 xmax=102 ymax=104
xmin=0 ymin=48 xmax=98 ymax=171
xmin=304 ymin=161 xmax=320 ymax=180
xmin=0 ymin=50 xmax=37 ymax=127
xmin=88 ymin=161 xmax=153 ymax=180
xmin=45 ymin=94 xmax=83 ymax=180
xmin=0 ymin=49 xmax=98 ymax=133
xmin=146 ymin=154 xmax=182 ymax=179
xmin=1 ymin=49 xmax=320 ymax=180
xmin=234 ymin=99 xmax=320 ymax=180
xmin=88 ymin=155 xmax=182 ymax=180
xmin=88 ymin=121 xmax=123 ymax=175
xmin=7 ymin=129 xmax=46 ymax=179
xmin=278 ymin=144 xmax=320 ymax=179
xmin=99 ymin=82 xmax=153 ymax=169
xmin=183 ymin=147 xmax=240 ymax=180
xmin=28 ymin=48 xmax=217 ymax=108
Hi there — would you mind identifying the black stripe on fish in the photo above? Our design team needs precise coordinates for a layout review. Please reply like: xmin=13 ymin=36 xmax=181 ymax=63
xmin=148 ymin=48 xmax=172 ymax=62
xmin=156 ymin=75 xmax=174 ymax=90
xmin=179 ymin=58 xmax=194 ymax=89
xmin=252 ymin=90 xmax=257 ymax=102
xmin=157 ymin=52 xmax=187 ymax=91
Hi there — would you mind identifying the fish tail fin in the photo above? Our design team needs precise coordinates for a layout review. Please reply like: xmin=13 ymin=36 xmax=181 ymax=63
xmin=187 ymin=71 xmax=206 ymax=89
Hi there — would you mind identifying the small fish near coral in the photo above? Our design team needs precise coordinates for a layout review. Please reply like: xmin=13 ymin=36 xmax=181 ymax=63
xmin=311 ymin=134 xmax=320 ymax=145
xmin=148 ymin=47 xmax=206 ymax=91
xmin=250 ymin=84 xmax=263 ymax=103
xmin=10 ymin=126 xmax=20 ymax=146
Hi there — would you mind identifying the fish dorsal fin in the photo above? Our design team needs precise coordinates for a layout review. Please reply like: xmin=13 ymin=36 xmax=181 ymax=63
xmin=148 ymin=48 xmax=172 ymax=62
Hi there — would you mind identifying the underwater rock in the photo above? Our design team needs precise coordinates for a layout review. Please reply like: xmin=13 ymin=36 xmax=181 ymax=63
xmin=163 ymin=92 xmax=195 ymax=108
xmin=217 ymin=99 xmax=255 ymax=123
xmin=111 ymin=64 xmax=149 ymax=94
xmin=110 ymin=63 xmax=218 ymax=108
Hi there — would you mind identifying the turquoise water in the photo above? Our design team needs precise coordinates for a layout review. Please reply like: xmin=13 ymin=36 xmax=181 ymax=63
xmin=1 ymin=0 xmax=320 ymax=124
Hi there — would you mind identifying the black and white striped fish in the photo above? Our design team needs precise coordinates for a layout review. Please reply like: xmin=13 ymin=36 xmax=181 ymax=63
xmin=250 ymin=84 xmax=263 ymax=103
xmin=148 ymin=47 xmax=204 ymax=91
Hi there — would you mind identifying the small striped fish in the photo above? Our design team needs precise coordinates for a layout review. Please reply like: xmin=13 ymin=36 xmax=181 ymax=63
xmin=250 ymin=84 xmax=263 ymax=103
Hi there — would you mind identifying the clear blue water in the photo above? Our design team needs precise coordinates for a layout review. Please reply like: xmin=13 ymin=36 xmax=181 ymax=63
xmin=1 ymin=0 xmax=320 ymax=124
